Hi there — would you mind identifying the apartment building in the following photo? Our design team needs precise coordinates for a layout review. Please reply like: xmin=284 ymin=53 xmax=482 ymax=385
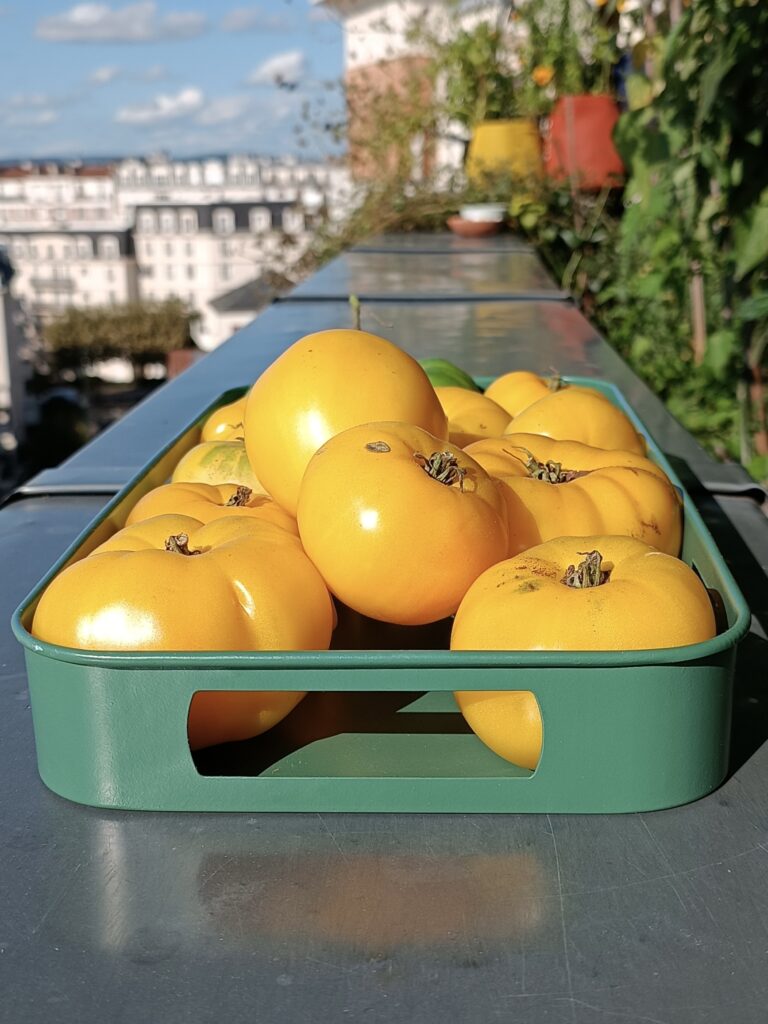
xmin=132 ymin=199 xmax=312 ymax=350
xmin=0 ymin=154 xmax=352 ymax=352
xmin=0 ymin=165 xmax=138 ymax=320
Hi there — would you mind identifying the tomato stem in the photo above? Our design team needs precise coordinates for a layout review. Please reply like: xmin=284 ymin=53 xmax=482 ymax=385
xmin=414 ymin=450 xmax=466 ymax=490
xmin=226 ymin=485 xmax=253 ymax=507
xmin=504 ymin=446 xmax=586 ymax=483
xmin=562 ymin=550 xmax=609 ymax=588
xmin=349 ymin=294 xmax=361 ymax=331
xmin=165 ymin=533 xmax=202 ymax=557
xmin=547 ymin=372 xmax=565 ymax=392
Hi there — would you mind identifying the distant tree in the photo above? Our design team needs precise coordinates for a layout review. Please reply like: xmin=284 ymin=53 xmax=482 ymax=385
xmin=43 ymin=299 xmax=197 ymax=378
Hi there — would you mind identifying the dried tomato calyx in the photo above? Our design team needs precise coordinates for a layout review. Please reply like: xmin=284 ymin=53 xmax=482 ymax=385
xmin=562 ymin=550 xmax=609 ymax=588
xmin=414 ymin=450 xmax=466 ymax=490
xmin=165 ymin=533 xmax=202 ymax=557
xmin=547 ymin=373 xmax=565 ymax=392
xmin=505 ymin=446 xmax=586 ymax=484
xmin=226 ymin=485 xmax=253 ymax=507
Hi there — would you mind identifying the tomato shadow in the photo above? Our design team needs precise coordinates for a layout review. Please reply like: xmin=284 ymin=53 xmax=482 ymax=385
xmin=192 ymin=690 xmax=475 ymax=777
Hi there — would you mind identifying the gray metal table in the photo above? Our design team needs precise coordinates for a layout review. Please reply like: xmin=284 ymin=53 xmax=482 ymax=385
xmin=2 ymin=237 xmax=767 ymax=1023
xmin=351 ymin=231 xmax=535 ymax=254
xmin=285 ymin=248 xmax=568 ymax=301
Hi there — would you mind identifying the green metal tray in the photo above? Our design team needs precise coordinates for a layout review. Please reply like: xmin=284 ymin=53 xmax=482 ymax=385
xmin=12 ymin=377 xmax=751 ymax=813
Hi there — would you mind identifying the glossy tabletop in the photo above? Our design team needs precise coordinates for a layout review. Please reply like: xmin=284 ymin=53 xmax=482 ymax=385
xmin=286 ymin=248 xmax=568 ymax=301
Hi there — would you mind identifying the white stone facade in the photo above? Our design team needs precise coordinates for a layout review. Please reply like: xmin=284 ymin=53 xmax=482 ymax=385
xmin=0 ymin=154 xmax=353 ymax=353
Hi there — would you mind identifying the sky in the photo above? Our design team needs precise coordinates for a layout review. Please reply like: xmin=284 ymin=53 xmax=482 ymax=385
xmin=0 ymin=1 xmax=344 ymax=161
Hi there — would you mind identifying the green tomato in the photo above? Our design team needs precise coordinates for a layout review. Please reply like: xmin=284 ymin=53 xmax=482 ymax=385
xmin=419 ymin=358 xmax=481 ymax=391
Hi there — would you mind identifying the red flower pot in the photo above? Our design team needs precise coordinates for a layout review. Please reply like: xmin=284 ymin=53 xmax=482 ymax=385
xmin=544 ymin=94 xmax=624 ymax=191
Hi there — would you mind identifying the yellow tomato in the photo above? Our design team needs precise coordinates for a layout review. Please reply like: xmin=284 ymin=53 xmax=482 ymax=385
xmin=244 ymin=329 xmax=448 ymax=516
xmin=464 ymin=433 xmax=682 ymax=555
xmin=126 ymin=481 xmax=298 ymax=535
xmin=32 ymin=516 xmax=336 ymax=749
xmin=297 ymin=422 xmax=508 ymax=625
xmin=434 ymin=386 xmax=511 ymax=447
xmin=92 ymin=514 xmax=204 ymax=554
xmin=507 ymin=385 xmax=647 ymax=454
xmin=201 ymin=396 xmax=247 ymax=442
xmin=452 ymin=536 xmax=717 ymax=768
xmin=483 ymin=370 xmax=555 ymax=418
xmin=172 ymin=440 xmax=267 ymax=494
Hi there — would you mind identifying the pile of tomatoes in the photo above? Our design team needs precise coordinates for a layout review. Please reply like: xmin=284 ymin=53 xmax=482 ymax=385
xmin=32 ymin=328 xmax=718 ymax=766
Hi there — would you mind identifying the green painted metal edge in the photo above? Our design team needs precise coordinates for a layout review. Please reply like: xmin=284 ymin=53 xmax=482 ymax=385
xmin=8 ymin=376 xmax=753 ymax=813
xmin=11 ymin=376 xmax=751 ymax=670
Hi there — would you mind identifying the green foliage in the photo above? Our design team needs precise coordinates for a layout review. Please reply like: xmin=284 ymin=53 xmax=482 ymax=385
xmin=431 ymin=20 xmax=519 ymax=127
xmin=44 ymin=299 xmax=196 ymax=370
xmin=520 ymin=0 xmax=618 ymax=100
xmin=608 ymin=0 xmax=768 ymax=468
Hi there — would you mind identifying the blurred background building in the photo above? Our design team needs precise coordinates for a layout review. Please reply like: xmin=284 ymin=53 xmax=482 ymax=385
xmin=0 ymin=154 xmax=352 ymax=351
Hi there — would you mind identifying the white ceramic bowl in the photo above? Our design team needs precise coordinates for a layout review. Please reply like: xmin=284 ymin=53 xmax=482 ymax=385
xmin=459 ymin=203 xmax=507 ymax=223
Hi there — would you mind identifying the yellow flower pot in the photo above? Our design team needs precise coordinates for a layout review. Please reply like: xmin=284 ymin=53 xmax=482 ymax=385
xmin=466 ymin=118 xmax=543 ymax=186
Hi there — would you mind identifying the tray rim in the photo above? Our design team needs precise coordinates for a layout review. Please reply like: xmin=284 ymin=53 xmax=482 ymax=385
xmin=11 ymin=375 xmax=752 ymax=671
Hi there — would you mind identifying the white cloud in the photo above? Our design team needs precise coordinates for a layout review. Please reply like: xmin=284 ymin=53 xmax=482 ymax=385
xmin=220 ymin=6 xmax=295 ymax=32
xmin=247 ymin=50 xmax=306 ymax=88
xmin=36 ymin=2 xmax=207 ymax=43
xmin=115 ymin=86 xmax=204 ymax=124
xmin=0 ymin=94 xmax=70 ymax=128
xmin=7 ymin=93 xmax=56 ymax=109
xmin=196 ymin=95 xmax=253 ymax=126
xmin=90 ymin=65 xmax=121 ymax=84
xmin=5 ymin=110 xmax=59 ymax=127
xmin=142 ymin=64 xmax=168 ymax=81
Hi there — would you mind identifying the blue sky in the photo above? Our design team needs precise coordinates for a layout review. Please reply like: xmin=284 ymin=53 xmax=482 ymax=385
xmin=0 ymin=1 xmax=344 ymax=160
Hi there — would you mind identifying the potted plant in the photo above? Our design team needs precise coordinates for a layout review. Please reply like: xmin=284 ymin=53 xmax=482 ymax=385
xmin=425 ymin=18 xmax=544 ymax=187
xmin=522 ymin=0 xmax=625 ymax=191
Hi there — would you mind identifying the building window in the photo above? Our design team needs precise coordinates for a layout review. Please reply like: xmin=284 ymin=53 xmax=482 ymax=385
xmin=81 ymin=266 xmax=88 ymax=276
xmin=138 ymin=211 xmax=155 ymax=233
xmin=249 ymin=207 xmax=271 ymax=233
xmin=165 ymin=242 xmax=173 ymax=257
xmin=99 ymin=236 xmax=119 ymax=259
xmin=166 ymin=265 xmax=174 ymax=280
xmin=213 ymin=208 xmax=235 ymax=235
xmin=12 ymin=240 xmax=27 ymax=259
xmin=220 ymin=263 xmax=231 ymax=281
xmin=76 ymin=237 xmax=92 ymax=258
xmin=108 ymin=291 xmax=116 ymax=304
xmin=62 ymin=243 xmax=72 ymax=259
xmin=107 ymin=267 xmax=115 ymax=282
xmin=180 ymin=210 xmax=197 ymax=234
xmin=144 ymin=241 xmax=153 ymax=257
xmin=160 ymin=211 xmax=176 ymax=235
xmin=46 ymin=245 xmax=54 ymax=260
xmin=283 ymin=209 xmax=304 ymax=233
xmin=184 ymin=241 xmax=192 ymax=257
xmin=186 ymin=265 xmax=195 ymax=279
xmin=220 ymin=240 xmax=234 ymax=257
